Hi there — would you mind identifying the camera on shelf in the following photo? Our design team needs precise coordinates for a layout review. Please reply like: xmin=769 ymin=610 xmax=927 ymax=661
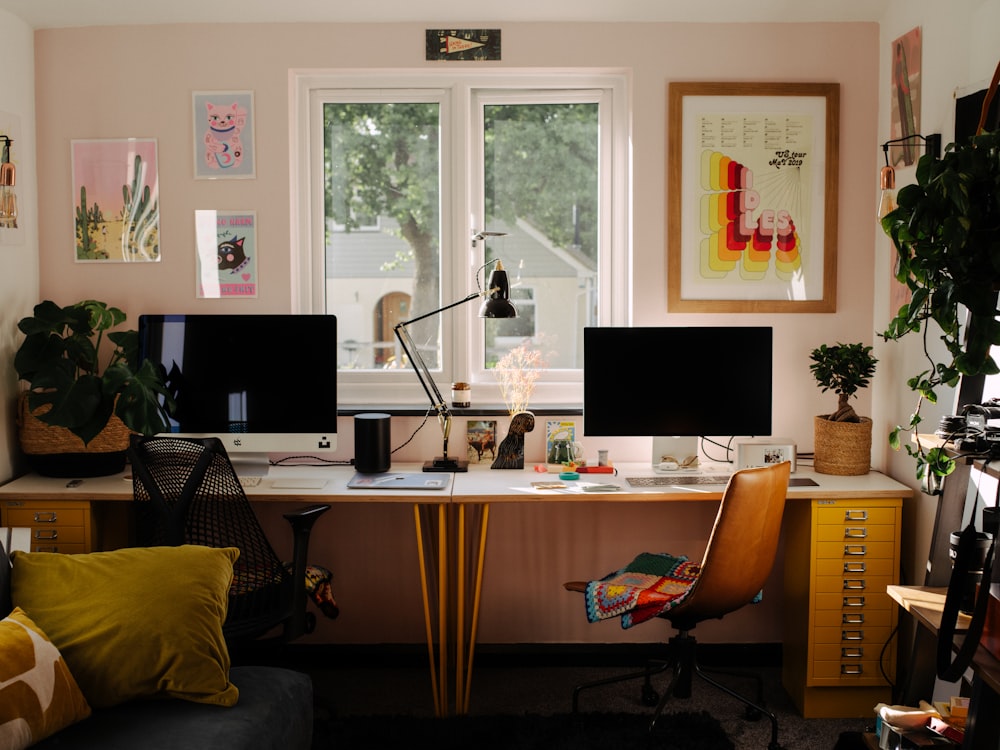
xmin=938 ymin=401 xmax=1000 ymax=454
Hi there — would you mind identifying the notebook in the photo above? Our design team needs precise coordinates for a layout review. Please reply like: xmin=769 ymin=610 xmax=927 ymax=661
xmin=347 ymin=472 xmax=449 ymax=490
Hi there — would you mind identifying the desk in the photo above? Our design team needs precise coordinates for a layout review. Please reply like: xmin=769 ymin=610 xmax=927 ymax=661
xmin=2 ymin=463 xmax=911 ymax=718
xmin=888 ymin=585 xmax=1000 ymax=748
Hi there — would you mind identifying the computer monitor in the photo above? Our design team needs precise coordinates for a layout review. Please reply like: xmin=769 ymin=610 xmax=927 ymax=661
xmin=583 ymin=326 xmax=773 ymax=465
xmin=137 ymin=314 xmax=338 ymax=473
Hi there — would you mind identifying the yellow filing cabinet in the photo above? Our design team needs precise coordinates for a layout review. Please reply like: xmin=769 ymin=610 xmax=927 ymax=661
xmin=783 ymin=496 xmax=902 ymax=718
xmin=2 ymin=499 xmax=93 ymax=554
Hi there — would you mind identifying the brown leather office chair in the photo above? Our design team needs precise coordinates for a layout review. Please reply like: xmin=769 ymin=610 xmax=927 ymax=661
xmin=565 ymin=461 xmax=791 ymax=750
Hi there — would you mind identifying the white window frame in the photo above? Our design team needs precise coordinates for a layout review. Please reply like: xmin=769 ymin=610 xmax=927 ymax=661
xmin=290 ymin=69 xmax=631 ymax=407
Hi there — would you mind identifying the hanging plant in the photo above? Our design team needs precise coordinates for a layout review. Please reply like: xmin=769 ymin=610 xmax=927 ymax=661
xmin=880 ymin=119 xmax=1000 ymax=484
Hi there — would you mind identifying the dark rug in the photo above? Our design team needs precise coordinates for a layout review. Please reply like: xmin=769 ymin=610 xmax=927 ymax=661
xmin=315 ymin=710 xmax=735 ymax=749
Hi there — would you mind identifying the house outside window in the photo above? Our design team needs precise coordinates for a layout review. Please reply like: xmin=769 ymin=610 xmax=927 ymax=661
xmin=291 ymin=70 xmax=630 ymax=406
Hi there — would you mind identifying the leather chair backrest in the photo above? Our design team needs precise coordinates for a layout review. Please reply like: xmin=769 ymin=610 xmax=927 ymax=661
xmin=669 ymin=461 xmax=791 ymax=626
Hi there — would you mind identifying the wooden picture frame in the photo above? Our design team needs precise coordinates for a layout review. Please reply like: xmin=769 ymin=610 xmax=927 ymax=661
xmin=667 ymin=82 xmax=839 ymax=312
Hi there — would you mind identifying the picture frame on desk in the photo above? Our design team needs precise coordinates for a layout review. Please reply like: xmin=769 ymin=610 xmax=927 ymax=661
xmin=667 ymin=81 xmax=839 ymax=313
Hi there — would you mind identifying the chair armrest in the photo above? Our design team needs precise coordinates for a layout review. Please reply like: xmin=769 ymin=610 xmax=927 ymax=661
xmin=282 ymin=504 xmax=331 ymax=640
xmin=564 ymin=581 xmax=587 ymax=593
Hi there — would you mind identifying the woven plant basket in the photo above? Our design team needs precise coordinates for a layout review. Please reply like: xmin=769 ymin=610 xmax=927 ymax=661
xmin=813 ymin=415 xmax=872 ymax=476
xmin=17 ymin=392 xmax=131 ymax=477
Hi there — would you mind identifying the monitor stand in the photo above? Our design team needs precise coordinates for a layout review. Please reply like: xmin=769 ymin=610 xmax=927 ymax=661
xmin=228 ymin=453 xmax=271 ymax=478
xmin=651 ymin=436 xmax=699 ymax=472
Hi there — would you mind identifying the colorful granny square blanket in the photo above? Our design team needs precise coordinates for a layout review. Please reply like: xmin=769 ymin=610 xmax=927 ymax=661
xmin=585 ymin=552 xmax=700 ymax=629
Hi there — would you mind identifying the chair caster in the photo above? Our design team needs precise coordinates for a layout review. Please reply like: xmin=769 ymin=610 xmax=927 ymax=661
xmin=641 ymin=684 xmax=659 ymax=706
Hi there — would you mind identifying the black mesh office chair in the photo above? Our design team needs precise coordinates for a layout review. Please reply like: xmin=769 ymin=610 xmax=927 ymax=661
xmin=128 ymin=435 xmax=332 ymax=648
xmin=565 ymin=461 xmax=791 ymax=750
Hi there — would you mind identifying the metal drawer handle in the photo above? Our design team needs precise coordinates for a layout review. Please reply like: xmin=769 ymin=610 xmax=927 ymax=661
xmin=35 ymin=546 xmax=59 ymax=553
xmin=842 ymin=613 xmax=865 ymax=625
xmin=842 ymin=629 xmax=865 ymax=641
xmin=33 ymin=511 xmax=58 ymax=523
xmin=840 ymin=664 xmax=864 ymax=675
xmin=844 ymin=562 xmax=866 ymax=573
xmin=844 ymin=510 xmax=868 ymax=521
xmin=843 ymin=579 xmax=867 ymax=590
xmin=841 ymin=647 xmax=864 ymax=658
xmin=33 ymin=529 xmax=58 ymax=540
xmin=842 ymin=596 xmax=866 ymax=608
xmin=844 ymin=527 xmax=868 ymax=539
xmin=844 ymin=545 xmax=867 ymax=556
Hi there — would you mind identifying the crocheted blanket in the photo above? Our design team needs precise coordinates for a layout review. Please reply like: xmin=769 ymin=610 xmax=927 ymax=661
xmin=585 ymin=552 xmax=700 ymax=629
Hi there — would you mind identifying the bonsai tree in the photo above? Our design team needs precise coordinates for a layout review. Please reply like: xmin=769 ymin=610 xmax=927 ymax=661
xmin=880 ymin=127 xmax=1000 ymax=482
xmin=809 ymin=342 xmax=878 ymax=422
xmin=14 ymin=299 xmax=174 ymax=445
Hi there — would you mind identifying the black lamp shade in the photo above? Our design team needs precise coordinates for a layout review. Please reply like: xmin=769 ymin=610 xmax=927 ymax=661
xmin=479 ymin=263 xmax=517 ymax=319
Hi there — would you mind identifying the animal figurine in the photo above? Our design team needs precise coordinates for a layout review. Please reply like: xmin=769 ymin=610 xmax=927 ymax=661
xmin=492 ymin=412 xmax=535 ymax=469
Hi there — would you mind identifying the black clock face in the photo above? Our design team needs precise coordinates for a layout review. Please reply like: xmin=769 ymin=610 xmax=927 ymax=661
xmin=426 ymin=29 xmax=501 ymax=61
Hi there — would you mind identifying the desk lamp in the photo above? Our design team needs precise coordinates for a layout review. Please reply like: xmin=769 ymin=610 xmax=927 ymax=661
xmin=394 ymin=242 xmax=517 ymax=472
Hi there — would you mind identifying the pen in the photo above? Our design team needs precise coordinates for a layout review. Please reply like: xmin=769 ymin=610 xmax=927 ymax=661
xmin=372 ymin=475 xmax=405 ymax=485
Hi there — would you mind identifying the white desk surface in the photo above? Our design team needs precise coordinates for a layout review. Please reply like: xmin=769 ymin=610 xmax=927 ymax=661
xmin=451 ymin=462 xmax=913 ymax=502
xmin=0 ymin=462 xmax=913 ymax=503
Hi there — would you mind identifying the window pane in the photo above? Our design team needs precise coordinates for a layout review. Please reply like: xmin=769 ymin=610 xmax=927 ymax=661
xmin=483 ymin=103 xmax=599 ymax=370
xmin=323 ymin=102 xmax=441 ymax=371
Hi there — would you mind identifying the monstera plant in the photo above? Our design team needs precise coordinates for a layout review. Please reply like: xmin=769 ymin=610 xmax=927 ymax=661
xmin=15 ymin=299 xmax=174 ymax=446
xmin=881 ymin=127 xmax=1000 ymax=484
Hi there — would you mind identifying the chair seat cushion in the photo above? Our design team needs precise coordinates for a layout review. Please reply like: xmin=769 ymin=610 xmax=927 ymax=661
xmin=584 ymin=552 xmax=701 ymax=628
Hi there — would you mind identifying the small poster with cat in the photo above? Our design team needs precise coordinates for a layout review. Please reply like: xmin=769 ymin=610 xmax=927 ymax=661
xmin=194 ymin=209 xmax=257 ymax=298
xmin=192 ymin=91 xmax=256 ymax=179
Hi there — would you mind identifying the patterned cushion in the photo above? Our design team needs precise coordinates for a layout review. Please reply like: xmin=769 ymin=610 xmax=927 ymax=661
xmin=0 ymin=607 xmax=91 ymax=750
xmin=584 ymin=552 xmax=701 ymax=629
xmin=11 ymin=546 xmax=240 ymax=709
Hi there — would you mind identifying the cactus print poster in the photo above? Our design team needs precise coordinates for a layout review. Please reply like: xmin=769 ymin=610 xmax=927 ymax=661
xmin=193 ymin=91 xmax=256 ymax=179
xmin=71 ymin=138 xmax=160 ymax=262
xmin=194 ymin=209 xmax=257 ymax=298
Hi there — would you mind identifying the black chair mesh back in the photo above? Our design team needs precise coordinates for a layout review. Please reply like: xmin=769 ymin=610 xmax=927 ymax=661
xmin=129 ymin=435 xmax=294 ymax=643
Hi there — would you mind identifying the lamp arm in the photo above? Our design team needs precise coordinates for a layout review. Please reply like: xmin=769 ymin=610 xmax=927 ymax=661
xmin=393 ymin=292 xmax=485 ymax=463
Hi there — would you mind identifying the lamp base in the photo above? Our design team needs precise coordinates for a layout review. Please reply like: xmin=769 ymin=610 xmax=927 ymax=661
xmin=423 ymin=456 xmax=469 ymax=472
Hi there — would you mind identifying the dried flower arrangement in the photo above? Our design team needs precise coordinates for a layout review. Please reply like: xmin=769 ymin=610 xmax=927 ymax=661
xmin=492 ymin=343 xmax=547 ymax=415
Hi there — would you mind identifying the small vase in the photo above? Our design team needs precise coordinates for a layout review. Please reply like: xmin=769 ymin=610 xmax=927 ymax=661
xmin=491 ymin=411 xmax=535 ymax=470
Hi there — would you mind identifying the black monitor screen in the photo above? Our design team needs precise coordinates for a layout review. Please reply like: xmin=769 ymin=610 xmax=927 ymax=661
xmin=137 ymin=314 xmax=338 ymax=456
xmin=583 ymin=326 xmax=772 ymax=437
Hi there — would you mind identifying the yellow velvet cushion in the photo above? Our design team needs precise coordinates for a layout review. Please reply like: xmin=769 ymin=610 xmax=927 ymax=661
xmin=0 ymin=607 xmax=92 ymax=750
xmin=10 ymin=545 xmax=240 ymax=709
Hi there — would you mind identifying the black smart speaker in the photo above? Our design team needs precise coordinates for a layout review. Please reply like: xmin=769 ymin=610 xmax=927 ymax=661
xmin=354 ymin=413 xmax=391 ymax=473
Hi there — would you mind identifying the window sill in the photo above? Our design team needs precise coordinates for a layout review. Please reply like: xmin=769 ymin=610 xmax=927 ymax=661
xmin=338 ymin=404 xmax=582 ymax=418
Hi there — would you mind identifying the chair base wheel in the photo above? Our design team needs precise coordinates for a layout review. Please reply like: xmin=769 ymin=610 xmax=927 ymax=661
xmin=641 ymin=684 xmax=659 ymax=706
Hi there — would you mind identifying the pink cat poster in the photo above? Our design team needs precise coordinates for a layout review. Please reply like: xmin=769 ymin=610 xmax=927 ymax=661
xmin=192 ymin=91 xmax=256 ymax=179
xmin=194 ymin=209 xmax=258 ymax=298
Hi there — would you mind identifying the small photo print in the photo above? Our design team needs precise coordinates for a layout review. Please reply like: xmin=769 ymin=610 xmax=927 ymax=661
xmin=546 ymin=420 xmax=576 ymax=462
xmin=466 ymin=420 xmax=497 ymax=464
xmin=195 ymin=209 xmax=257 ymax=298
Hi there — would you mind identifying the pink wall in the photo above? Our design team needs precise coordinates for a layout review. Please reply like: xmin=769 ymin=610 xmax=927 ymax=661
xmin=32 ymin=21 xmax=879 ymax=645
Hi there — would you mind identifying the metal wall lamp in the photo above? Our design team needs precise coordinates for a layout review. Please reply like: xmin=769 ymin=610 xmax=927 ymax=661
xmin=0 ymin=136 xmax=17 ymax=229
xmin=393 ymin=241 xmax=517 ymax=472
xmin=877 ymin=133 xmax=942 ymax=221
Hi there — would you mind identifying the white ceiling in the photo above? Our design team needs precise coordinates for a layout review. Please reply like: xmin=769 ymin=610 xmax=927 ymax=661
xmin=0 ymin=0 xmax=889 ymax=30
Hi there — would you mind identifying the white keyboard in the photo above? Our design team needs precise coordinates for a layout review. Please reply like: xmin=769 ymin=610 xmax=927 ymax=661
xmin=238 ymin=475 xmax=264 ymax=487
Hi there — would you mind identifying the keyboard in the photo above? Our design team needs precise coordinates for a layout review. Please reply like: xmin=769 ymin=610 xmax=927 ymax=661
xmin=626 ymin=474 xmax=732 ymax=487
xmin=238 ymin=475 xmax=264 ymax=488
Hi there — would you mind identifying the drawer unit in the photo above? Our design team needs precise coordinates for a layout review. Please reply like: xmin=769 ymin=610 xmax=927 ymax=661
xmin=1 ymin=499 xmax=92 ymax=553
xmin=783 ymin=496 xmax=902 ymax=718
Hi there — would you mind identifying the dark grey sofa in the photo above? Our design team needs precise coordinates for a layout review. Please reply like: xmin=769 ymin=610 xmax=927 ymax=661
xmin=1 ymin=540 xmax=314 ymax=750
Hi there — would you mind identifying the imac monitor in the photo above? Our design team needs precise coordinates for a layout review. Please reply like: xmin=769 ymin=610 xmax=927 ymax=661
xmin=138 ymin=314 xmax=338 ymax=473
xmin=583 ymin=326 xmax=772 ymax=464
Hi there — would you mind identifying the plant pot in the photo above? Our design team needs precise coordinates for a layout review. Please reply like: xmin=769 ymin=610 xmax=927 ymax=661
xmin=813 ymin=415 xmax=872 ymax=476
xmin=17 ymin=393 xmax=131 ymax=477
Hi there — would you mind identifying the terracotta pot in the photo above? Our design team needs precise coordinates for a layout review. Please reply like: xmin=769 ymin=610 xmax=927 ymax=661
xmin=813 ymin=415 xmax=872 ymax=476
